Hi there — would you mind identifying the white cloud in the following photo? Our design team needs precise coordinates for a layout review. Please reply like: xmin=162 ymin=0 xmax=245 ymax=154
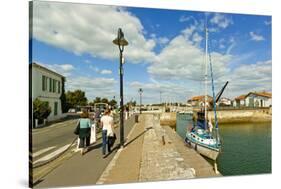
xmin=179 ymin=15 xmax=192 ymax=22
xmin=219 ymin=60 xmax=272 ymax=98
xmin=264 ymin=20 xmax=271 ymax=25
xmin=148 ymin=33 xmax=232 ymax=82
xmin=100 ymin=69 xmax=112 ymax=75
xmin=89 ymin=65 xmax=99 ymax=72
xmin=37 ymin=62 xmax=74 ymax=77
xmin=66 ymin=76 xmax=117 ymax=100
xmin=249 ymin=32 xmax=265 ymax=41
xmin=210 ymin=13 xmax=233 ymax=29
xmin=33 ymin=1 xmax=156 ymax=64
xmin=128 ymin=80 xmax=194 ymax=103
xmin=226 ymin=37 xmax=236 ymax=54
xmin=84 ymin=60 xmax=91 ymax=64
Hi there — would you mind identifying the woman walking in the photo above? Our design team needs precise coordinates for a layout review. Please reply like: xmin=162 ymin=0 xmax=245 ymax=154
xmin=78 ymin=111 xmax=91 ymax=155
xmin=100 ymin=109 xmax=114 ymax=157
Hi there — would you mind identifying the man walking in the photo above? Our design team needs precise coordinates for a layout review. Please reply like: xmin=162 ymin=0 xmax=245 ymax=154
xmin=100 ymin=109 xmax=114 ymax=157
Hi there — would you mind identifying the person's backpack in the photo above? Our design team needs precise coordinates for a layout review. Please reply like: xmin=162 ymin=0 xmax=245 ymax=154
xmin=74 ymin=120 xmax=80 ymax=135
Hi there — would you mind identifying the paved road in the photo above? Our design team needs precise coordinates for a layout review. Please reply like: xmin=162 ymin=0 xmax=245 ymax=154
xmin=34 ymin=115 xmax=137 ymax=188
xmin=32 ymin=119 xmax=78 ymax=151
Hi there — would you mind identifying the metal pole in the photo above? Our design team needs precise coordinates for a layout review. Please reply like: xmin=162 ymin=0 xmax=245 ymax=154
xmin=119 ymin=50 xmax=124 ymax=147
xmin=139 ymin=93 xmax=141 ymax=114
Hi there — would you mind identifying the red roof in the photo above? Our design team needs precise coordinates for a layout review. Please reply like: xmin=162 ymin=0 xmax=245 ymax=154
xmin=235 ymin=91 xmax=272 ymax=100
xmin=247 ymin=91 xmax=272 ymax=98
xmin=235 ymin=94 xmax=246 ymax=100
xmin=190 ymin=95 xmax=212 ymax=101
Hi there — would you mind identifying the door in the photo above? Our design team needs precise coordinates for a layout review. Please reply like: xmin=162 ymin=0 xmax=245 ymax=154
xmin=54 ymin=102 xmax=58 ymax=116
xmin=249 ymin=97 xmax=254 ymax=108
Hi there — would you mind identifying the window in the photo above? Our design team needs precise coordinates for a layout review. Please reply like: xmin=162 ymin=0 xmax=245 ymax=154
xmin=49 ymin=78 xmax=52 ymax=92
xmin=58 ymin=81 xmax=61 ymax=93
xmin=53 ymin=79 xmax=56 ymax=93
xmin=42 ymin=75 xmax=47 ymax=91
xmin=54 ymin=102 xmax=58 ymax=116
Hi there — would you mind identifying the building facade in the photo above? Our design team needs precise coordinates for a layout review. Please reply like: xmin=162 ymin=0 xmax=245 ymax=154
xmin=244 ymin=92 xmax=272 ymax=108
xmin=233 ymin=92 xmax=272 ymax=108
xmin=187 ymin=95 xmax=213 ymax=107
xmin=30 ymin=63 xmax=65 ymax=121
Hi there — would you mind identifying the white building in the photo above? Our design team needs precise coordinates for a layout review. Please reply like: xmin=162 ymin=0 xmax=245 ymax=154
xmin=218 ymin=97 xmax=232 ymax=107
xmin=244 ymin=92 xmax=272 ymax=107
xmin=233 ymin=92 xmax=272 ymax=108
xmin=30 ymin=63 xmax=65 ymax=121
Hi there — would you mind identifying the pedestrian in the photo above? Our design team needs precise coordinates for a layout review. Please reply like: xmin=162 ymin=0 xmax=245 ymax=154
xmin=100 ymin=109 xmax=114 ymax=157
xmin=78 ymin=111 xmax=91 ymax=155
xmin=94 ymin=108 xmax=101 ymax=128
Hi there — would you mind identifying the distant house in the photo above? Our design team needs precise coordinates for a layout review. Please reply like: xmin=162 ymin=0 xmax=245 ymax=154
xmin=245 ymin=91 xmax=272 ymax=108
xmin=218 ymin=97 xmax=232 ymax=107
xmin=233 ymin=94 xmax=247 ymax=107
xmin=30 ymin=63 xmax=65 ymax=121
xmin=233 ymin=91 xmax=272 ymax=108
xmin=187 ymin=95 xmax=213 ymax=107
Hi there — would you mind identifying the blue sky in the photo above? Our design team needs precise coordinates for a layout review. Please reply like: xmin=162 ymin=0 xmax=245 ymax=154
xmin=31 ymin=1 xmax=272 ymax=104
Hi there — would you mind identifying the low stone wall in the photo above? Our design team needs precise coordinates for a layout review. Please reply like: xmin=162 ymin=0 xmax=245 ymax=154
xmin=160 ymin=112 xmax=177 ymax=127
xmin=205 ymin=108 xmax=272 ymax=123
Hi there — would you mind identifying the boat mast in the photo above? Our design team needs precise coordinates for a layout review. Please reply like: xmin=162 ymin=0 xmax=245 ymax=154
xmin=204 ymin=18 xmax=208 ymax=129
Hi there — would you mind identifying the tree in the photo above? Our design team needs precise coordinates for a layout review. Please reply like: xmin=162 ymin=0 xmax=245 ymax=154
xmin=93 ymin=97 xmax=101 ymax=104
xmin=101 ymin=98 xmax=109 ymax=104
xmin=65 ymin=90 xmax=88 ymax=109
xmin=33 ymin=98 xmax=51 ymax=124
xmin=109 ymin=99 xmax=117 ymax=107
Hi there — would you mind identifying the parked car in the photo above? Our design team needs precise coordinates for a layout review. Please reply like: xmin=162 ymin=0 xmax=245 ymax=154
xmin=68 ymin=108 xmax=76 ymax=113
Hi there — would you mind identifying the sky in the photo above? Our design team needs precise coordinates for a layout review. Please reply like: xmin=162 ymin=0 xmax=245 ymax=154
xmin=31 ymin=1 xmax=272 ymax=104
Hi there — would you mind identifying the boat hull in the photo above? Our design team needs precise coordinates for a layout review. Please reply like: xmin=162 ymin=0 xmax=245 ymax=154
xmin=185 ymin=138 xmax=220 ymax=160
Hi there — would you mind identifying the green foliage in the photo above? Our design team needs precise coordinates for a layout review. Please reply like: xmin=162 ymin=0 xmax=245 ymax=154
xmin=65 ymin=90 xmax=88 ymax=109
xmin=109 ymin=99 xmax=117 ymax=107
xmin=33 ymin=98 xmax=51 ymax=122
xmin=93 ymin=97 xmax=101 ymax=104
xmin=101 ymin=98 xmax=109 ymax=104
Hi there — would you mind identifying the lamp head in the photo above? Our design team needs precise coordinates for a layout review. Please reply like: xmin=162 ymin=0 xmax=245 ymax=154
xmin=113 ymin=28 xmax=128 ymax=47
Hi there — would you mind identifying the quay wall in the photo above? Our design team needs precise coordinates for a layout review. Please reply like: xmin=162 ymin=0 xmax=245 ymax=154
xmin=204 ymin=108 xmax=272 ymax=123
xmin=159 ymin=108 xmax=272 ymax=126
xmin=160 ymin=112 xmax=177 ymax=127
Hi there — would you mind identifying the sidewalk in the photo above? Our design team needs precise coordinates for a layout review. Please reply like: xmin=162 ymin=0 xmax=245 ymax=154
xmin=96 ymin=114 xmax=212 ymax=185
xmin=97 ymin=114 xmax=147 ymax=184
xmin=34 ymin=115 xmax=136 ymax=188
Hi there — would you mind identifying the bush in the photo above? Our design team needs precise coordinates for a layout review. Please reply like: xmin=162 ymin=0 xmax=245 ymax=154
xmin=33 ymin=98 xmax=51 ymax=124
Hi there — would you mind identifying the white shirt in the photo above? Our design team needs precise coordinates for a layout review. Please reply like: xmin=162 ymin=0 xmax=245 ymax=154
xmin=101 ymin=115 xmax=114 ymax=136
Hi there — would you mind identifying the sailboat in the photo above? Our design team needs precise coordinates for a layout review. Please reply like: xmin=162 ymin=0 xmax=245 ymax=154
xmin=184 ymin=21 xmax=228 ymax=161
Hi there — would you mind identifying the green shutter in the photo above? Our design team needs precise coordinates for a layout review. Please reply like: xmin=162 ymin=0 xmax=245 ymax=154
xmin=42 ymin=76 xmax=44 ymax=91
xmin=58 ymin=81 xmax=60 ymax=93
xmin=54 ymin=102 xmax=58 ymax=115
xmin=49 ymin=78 xmax=52 ymax=92
xmin=53 ymin=79 xmax=56 ymax=92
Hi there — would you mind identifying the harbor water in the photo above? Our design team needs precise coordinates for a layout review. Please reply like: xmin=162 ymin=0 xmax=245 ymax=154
xmin=176 ymin=113 xmax=272 ymax=176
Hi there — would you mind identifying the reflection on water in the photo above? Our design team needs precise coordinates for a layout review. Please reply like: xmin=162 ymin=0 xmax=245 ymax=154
xmin=218 ymin=122 xmax=271 ymax=175
xmin=176 ymin=113 xmax=272 ymax=176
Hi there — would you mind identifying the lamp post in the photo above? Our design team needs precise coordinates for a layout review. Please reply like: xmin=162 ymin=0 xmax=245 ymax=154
xmin=113 ymin=28 xmax=128 ymax=147
xmin=138 ymin=88 xmax=143 ymax=114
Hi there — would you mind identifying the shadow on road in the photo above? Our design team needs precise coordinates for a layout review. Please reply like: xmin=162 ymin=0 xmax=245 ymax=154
xmin=87 ymin=142 xmax=103 ymax=153
xmin=124 ymin=126 xmax=152 ymax=148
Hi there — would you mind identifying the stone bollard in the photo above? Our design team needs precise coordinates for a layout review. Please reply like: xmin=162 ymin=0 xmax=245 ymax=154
xmin=35 ymin=119 xmax=38 ymax=128
xmin=162 ymin=135 xmax=165 ymax=145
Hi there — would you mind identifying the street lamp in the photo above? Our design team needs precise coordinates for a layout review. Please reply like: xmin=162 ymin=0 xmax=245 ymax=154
xmin=138 ymin=88 xmax=143 ymax=114
xmin=113 ymin=28 xmax=128 ymax=147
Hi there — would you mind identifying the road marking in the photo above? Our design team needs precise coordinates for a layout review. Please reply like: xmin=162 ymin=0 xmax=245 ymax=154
xmin=33 ymin=146 xmax=56 ymax=158
xmin=33 ymin=144 xmax=70 ymax=164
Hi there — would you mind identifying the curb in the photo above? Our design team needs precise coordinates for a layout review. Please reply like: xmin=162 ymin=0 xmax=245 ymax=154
xmin=96 ymin=121 xmax=138 ymax=184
